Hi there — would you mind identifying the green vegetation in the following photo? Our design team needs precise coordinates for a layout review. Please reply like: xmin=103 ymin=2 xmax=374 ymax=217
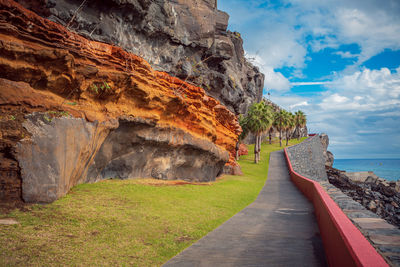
xmin=90 ymin=81 xmax=111 ymax=94
xmin=43 ymin=111 xmax=70 ymax=123
xmin=294 ymin=110 xmax=307 ymax=141
xmin=241 ymin=102 xmax=274 ymax=163
xmin=0 ymin=138 xmax=305 ymax=266
xmin=239 ymin=100 xmax=307 ymax=163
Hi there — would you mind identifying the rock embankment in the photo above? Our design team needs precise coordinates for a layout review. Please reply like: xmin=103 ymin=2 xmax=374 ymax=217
xmin=0 ymin=0 xmax=241 ymax=203
xmin=326 ymin=167 xmax=400 ymax=227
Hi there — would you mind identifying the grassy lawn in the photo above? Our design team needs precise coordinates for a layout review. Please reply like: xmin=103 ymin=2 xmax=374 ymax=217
xmin=0 ymin=138 xmax=305 ymax=266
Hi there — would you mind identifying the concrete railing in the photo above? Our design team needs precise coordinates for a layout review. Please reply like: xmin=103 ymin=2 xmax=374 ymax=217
xmin=284 ymin=147 xmax=388 ymax=267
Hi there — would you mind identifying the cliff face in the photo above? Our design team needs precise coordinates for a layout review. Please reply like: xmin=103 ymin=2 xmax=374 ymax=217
xmin=15 ymin=0 xmax=264 ymax=114
xmin=0 ymin=0 xmax=240 ymax=203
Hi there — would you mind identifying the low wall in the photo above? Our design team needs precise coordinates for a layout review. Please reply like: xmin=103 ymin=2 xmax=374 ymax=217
xmin=284 ymin=139 xmax=388 ymax=267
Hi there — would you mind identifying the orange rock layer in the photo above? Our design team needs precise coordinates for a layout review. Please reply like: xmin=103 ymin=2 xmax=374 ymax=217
xmin=0 ymin=0 xmax=241 ymax=166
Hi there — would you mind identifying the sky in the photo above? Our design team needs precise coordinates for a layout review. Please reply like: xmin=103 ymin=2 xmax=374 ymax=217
xmin=219 ymin=0 xmax=400 ymax=159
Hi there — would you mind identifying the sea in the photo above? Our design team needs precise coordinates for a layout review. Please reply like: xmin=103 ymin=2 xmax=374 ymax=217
xmin=333 ymin=159 xmax=400 ymax=181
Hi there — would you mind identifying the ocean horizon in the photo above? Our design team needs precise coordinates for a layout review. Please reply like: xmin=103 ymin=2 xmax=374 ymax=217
xmin=333 ymin=158 xmax=400 ymax=181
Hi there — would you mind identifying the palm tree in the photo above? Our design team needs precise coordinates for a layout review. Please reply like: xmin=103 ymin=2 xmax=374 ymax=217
xmin=268 ymin=126 xmax=274 ymax=144
xmin=294 ymin=110 xmax=307 ymax=140
xmin=246 ymin=102 xmax=273 ymax=163
xmin=285 ymin=112 xmax=295 ymax=146
xmin=273 ymin=109 xmax=289 ymax=147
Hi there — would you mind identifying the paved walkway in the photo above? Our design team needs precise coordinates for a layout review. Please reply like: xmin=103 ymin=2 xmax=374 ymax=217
xmin=164 ymin=150 xmax=327 ymax=266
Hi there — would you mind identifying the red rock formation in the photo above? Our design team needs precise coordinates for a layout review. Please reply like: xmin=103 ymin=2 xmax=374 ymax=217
xmin=0 ymin=0 xmax=241 ymax=203
xmin=238 ymin=144 xmax=249 ymax=156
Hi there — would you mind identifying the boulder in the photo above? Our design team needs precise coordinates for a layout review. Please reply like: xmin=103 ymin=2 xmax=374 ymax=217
xmin=319 ymin=133 xmax=334 ymax=167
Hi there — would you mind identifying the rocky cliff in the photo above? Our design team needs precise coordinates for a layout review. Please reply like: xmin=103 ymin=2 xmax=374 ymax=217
xmin=0 ymin=0 xmax=241 ymax=203
xmin=16 ymin=0 xmax=264 ymax=115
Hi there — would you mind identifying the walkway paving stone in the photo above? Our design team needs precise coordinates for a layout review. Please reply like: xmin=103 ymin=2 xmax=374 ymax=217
xmin=164 ymin=150 xmax=327 ymax=267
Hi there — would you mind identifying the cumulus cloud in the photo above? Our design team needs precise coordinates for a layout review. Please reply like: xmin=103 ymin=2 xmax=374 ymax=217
xmin=267 ymin=95 xmax=311 ymax=112
xmin=221 ymin=0 xmax=400 ymax=71
xmin=335 ymin=51 xmax=358 ymax=58
xmin=314 ymin=67 xmax=400 ymax=157
xmin=219 ymin=0 xmax=400 ymax=158
xmin=325 ymin=67 xmax=400 ymax=108
xmin=270 ymin=66 xmax=400 ymax=158
xmin=291 ymin=81 xmax=331 ymax=86
xmin=246 ymin=52 xmax=292 ymax=91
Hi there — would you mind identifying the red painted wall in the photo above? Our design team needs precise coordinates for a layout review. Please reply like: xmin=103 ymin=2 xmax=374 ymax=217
xmin=284 ymin=148 xmax=388 ymax=267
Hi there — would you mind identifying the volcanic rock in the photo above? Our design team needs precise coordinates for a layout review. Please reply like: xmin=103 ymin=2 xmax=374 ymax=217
xmin=327 ymin=166 xmax=400 ymax=227
xmin=16 ymin=0 xmax=265 ymax=115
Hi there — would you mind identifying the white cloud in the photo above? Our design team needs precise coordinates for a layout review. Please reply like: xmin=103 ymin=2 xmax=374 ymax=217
xmin=311 ymin=67 xmax=400 ymax=157
xmin=247 ymin=53 xmax=292 ymax=91
xmin=263 ymin=67 xmax=292 ymax=91
xmin=291 ymin=81 xmax=331 ymax=86
xmin=335 ymin=51 xmax=358 ymax=58
xmin=266 ymin=95 xmax=311 ymax=112
xmin=290 ymin=101 xmax=309 ymax=109
xmin=329 ymin=67 xmax=400 ymax=101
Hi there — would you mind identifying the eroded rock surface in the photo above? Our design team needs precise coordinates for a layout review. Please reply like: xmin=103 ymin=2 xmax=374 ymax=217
xmin=0 ymin=0 xmax=241 ymax=203
xmin=88 ymin=117 xmax=228 ymax=183
xmin=17 ymin=114 xmax=116 ymax=203
xmin=16 ymin=0 xmax=264 ymax=114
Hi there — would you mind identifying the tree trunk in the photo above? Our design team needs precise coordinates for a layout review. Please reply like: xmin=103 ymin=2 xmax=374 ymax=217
xmin=269 ymin=130 xmax=272 ymax=144
xmin=257 ymin=135 xmax=262 ymax=162
xmin=235 ymin=141 xmax=240 ymax=161
xmin=297 ymin=127 xmax=300 ymax=140
xmin=279 ymin=130 xmax=282 ymax=147
xmin=286 ymin=131 xmax=289 ymax=146
xmin=254 ymin=134 xmax=258 ymax=163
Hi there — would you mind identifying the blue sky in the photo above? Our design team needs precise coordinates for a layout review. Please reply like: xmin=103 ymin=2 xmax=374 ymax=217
xmin=219 ymin=0 xmax=400 ymax=159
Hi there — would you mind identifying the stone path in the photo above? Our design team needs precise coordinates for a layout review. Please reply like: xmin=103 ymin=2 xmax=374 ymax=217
xmin=164 ymin=150 xmax=327 ymax=266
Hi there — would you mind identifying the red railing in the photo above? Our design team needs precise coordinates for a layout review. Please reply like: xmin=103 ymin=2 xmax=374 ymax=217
xmin=284 ymin=148 xmax=388 ymax=267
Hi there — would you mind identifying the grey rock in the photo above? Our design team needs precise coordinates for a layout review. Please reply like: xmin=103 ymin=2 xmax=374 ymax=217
xmin=87 ymin=117 xmax=229 ymax=183
xmin=368 ymin=200 xmax=377 ymax=212
xmin=319 ymin=133 xmax=329 ymax=150
xmin=319 ymin=134 xmax=334 ymax=167
xmin=327 ymin=166 xmax=400 ymax=227
xmin=16 ymin=114 xmax=229 ymax=203
xmin=366 ymin=175 xmax=378 ymax=184
xmin=16 ymin=113 xmax=116 ymax=203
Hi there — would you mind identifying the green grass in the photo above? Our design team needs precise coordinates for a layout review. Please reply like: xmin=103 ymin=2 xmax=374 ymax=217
xmin=0 ymin=138 xmax=306 ymax=266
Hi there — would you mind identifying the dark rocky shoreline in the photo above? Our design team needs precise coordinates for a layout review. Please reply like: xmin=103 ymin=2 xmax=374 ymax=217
xmin=319 ymin=133 xmax=400 ymax=228
xmin=326 ymin=166 xmax=400 ymax=228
